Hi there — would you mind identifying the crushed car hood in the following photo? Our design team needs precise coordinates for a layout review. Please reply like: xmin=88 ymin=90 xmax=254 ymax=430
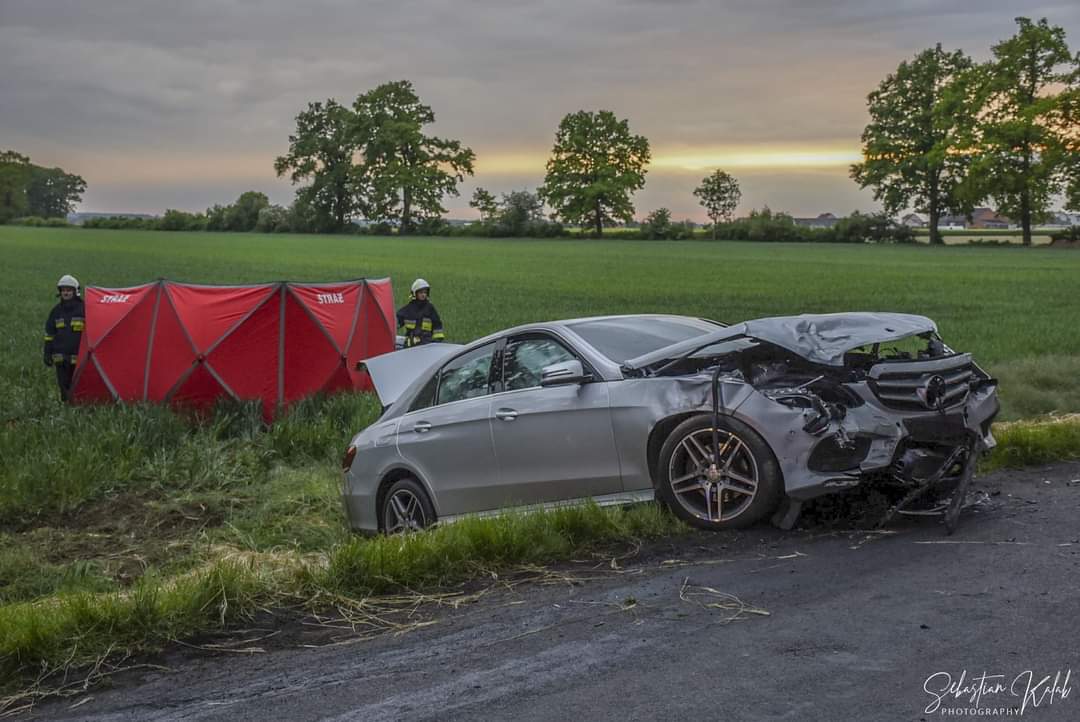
xmin=360 ymin=344 xmax=464 ymax=406
xmin=623 ymin=312 xmax=937 ymax=370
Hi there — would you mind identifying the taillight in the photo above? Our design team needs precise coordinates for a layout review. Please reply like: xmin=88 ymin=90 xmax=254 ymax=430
xmin=342 ymin=445 xmax=357 ymax=472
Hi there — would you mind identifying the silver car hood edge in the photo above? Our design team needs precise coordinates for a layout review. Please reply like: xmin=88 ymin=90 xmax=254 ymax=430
xmin=623 ymin=312 xmax=938 ymax=370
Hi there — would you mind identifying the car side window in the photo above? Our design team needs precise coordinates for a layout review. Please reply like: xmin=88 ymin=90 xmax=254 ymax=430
xmin=409 ymin=373 xmax=439 ymax=413
xmin=436 ymin=343 xmax=496 ymax=405
xmin=503 ymin=336 xmax=578 ymax=391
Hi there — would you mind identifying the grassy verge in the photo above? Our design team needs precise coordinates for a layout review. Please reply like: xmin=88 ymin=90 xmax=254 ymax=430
xmin=981 ymin=414 xmax=1080 ymax=473
xmin=0 ymin=502 xmax=684 ymax=701
xmin=3 ymin=415 xmax=1080 ymax=702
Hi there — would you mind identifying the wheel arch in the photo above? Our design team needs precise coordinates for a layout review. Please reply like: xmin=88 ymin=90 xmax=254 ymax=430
xmin=646 ymin=410 xmax=786 ymax=490
xmin=646 ymin=412 xmax=704 ymax=488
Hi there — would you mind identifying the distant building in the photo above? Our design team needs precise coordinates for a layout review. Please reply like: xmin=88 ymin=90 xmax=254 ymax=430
xmin=901 ymin=213 xmax=926 ymax=227
xmin=969 ymin=207 xmax=1012 ymax=229
xmin=1044 ymin=212 xmax=1080 ymax=227
xmin=937 ymin=214 xmax=967 ymax=230
xmin=793 ymin=212 xmax=840 ymax=228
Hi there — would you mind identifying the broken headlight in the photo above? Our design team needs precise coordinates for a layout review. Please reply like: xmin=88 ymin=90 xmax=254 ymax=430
xmin=761 ymin=388 xmax=846 ymax=435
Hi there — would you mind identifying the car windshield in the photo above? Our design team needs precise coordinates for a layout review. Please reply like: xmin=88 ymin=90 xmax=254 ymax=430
xmin=570 ymin=317 xmax=719 ymax=363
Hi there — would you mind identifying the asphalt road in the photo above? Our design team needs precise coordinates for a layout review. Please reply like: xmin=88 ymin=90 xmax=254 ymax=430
xmin=37 ymin=462 xmax=1080 ymax=722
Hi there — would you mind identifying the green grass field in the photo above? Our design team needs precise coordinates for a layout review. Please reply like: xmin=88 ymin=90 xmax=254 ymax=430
xmin=4 ymin=226 xmax=1079 ymax=412
xmin=2 ymin=225 xmax=1080 ymax=696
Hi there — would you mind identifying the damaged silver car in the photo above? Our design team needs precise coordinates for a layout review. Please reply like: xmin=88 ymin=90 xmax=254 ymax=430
xmin=342 ymin=313 xmax=999 ymax=534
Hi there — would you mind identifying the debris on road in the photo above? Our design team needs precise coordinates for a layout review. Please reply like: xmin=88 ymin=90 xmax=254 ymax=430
xmin=678 ymin=577 xmax=770 ymax=623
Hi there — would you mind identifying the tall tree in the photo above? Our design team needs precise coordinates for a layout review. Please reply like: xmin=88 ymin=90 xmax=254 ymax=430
xmin=224 ymin=191 xmax=270 ymax=231
xmin=694 ymin=169 xmax=741 ymax=240
xmin=1049 ymin=33 xmax=1080 ymax=213
xmin=0 ymin=150 xmax=32 ymax=222
xmin=352 ymin=81 xmax=475 ymax=233
xmin=496 ymin=189 xmax=545 ymax=235
xmin=274 ymin=99 xmax=361 ymax=233
xmin=540 ymin=110 xmax=650 ymax=236
xmin=963 ymin=17 xmax=1079 ymax=245
xmin=26 ymin=166 xmax=87 ymax=218
xmin=469 ymin=187 xmax=499 ymax=222
xmin=851 ymin=45 xmax=975 ymax=245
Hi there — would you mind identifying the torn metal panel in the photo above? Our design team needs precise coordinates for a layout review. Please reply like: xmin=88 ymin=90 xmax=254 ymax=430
xmin=623 ymin=312 xmax=937 ymax=370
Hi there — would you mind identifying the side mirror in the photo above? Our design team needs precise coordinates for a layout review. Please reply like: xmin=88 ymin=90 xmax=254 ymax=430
xmin=540 ymin=359 xmax=587 ymax=387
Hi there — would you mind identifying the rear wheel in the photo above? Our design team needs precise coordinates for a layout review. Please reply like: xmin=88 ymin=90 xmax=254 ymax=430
xmin=380 ymin=477 xmax=436 ymax=534
xmin=657 ymin=415 xmax=781 ymax=530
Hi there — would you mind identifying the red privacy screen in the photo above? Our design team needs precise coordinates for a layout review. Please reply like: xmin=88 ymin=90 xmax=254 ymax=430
xmin=71 ymin=279 xmax=395 ymax=418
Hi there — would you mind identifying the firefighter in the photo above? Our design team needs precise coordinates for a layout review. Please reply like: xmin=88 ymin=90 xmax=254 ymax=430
xmin=43 ymin=274 xmax=85 ymax=402
xmin=396 ymin=278 xmax=445 ymax=347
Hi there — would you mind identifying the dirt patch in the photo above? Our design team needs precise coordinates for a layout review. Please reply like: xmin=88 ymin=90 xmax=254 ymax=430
xmin=5 ymin=491 xmax=225 ymax=536
xmin=9 ymin=492 xmax=227 ymax=586
xmin=1049 ymin=238 xmax=1080 ymax=249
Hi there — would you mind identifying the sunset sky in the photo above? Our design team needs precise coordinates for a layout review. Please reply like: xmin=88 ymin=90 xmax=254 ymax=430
xmin=2 ymin=1 xmax=1077 ymax=221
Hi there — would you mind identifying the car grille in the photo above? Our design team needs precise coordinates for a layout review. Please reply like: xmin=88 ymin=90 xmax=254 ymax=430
xmin=868 ymin=354 xmax=974 ymax=412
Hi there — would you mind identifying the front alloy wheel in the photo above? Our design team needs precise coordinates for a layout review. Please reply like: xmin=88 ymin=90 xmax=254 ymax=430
xmin=658 ymin=416 xmax=781 ymax=530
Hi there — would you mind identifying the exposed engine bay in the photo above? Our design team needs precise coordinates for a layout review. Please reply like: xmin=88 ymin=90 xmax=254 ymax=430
xmin=622 ymin=314 xmax=1000 ymax=532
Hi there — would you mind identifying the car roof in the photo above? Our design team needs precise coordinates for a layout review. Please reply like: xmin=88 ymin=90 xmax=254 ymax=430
xmin=468 ymin=313 xmax=723 ymax=346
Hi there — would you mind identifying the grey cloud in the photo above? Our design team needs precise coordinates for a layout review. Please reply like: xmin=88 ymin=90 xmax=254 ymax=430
xmin=1 ymin=0 xmax=1077 ymax=214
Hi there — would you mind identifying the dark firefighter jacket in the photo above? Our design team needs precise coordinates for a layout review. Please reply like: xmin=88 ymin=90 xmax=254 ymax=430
xmin=44 ymin=296 xmax=85 ymax=366
xmin=396 ymin=299 xmax=445 ymax=347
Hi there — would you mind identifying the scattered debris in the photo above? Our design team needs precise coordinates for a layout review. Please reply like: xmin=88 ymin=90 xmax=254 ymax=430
xmin=0 ymin=653 xmax=170 ymax=719
xmin=847 ymin=529 xmax=898 ymax=550
xmin=678 ymin=578 xmax=770 ymax=623
xmin=913 ymin=540 xmax=1030 ymax=545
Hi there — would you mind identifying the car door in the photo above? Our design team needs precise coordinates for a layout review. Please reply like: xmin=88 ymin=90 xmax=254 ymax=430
xmin=395 ymin=342 xmax=500 ymax=516
xmin=488 ymin=334 xmax=623 ymax=506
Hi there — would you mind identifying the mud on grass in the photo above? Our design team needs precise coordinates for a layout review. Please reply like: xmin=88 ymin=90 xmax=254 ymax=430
xmin=0 ymin=461 xmax=350 ymax=607
xmin=0 ymin=490 xmax=227 ymax=605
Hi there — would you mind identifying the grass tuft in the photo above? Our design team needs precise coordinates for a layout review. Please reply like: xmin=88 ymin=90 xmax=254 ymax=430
xmin=323 ymin=502 xmax=685 ymax=597
xmin=0 ymin=560 xmax=269 ymax=685
xmin=981 ymin=414 xmax=1080 ymax=473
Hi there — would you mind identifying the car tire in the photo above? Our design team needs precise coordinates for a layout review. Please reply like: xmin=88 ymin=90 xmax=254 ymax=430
xmin=657 ymin=415 xmax=781 ymax=531
xmin=380 ymin=477 xmax=436 ymax=534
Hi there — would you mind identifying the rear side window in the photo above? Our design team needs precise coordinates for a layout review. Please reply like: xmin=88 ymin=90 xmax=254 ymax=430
xmin=503 ymin=337 xmax=578 ymax=391
xmin=409 ymin=374 xmax=439 ymax=412
xmin=436 ymin=343 xmax=496 ymax=405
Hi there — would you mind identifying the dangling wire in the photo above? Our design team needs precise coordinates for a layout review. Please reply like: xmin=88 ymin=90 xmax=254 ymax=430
xmin=710 ymin=363 xmax=726 ymax=475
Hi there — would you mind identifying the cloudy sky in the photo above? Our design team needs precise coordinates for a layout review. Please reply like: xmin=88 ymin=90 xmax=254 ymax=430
xmin=2 ymin=1 xmax=1078 ymax=220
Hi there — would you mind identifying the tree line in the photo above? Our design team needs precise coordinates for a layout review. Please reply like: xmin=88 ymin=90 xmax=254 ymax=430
xmin=851 ymin=16 xmax=1080 ymax=246
xmin=269 ymin=15 xmax=1079 ymax=243
xmin=0 ymin=151 xmax=86 ymax=223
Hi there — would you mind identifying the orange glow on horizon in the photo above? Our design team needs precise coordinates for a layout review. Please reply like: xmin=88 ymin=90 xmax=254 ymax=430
xmin=62 ymin=143 xmax=864 ymax=187
xmin=476 ymin=145 xmax=862 ymax=174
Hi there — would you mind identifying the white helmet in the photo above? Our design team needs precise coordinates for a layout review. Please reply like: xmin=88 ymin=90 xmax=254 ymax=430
xmin=411 ymin=278 xmax=430 ymax=295
xmin=57 ymin=274 xmax=80 ymax=292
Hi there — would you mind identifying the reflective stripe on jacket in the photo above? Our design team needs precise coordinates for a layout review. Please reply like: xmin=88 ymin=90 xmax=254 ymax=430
xmin=44 ymin=297 xmax=85 ymax=365
xmin=395 ymin=299 xmax=444 ymax=346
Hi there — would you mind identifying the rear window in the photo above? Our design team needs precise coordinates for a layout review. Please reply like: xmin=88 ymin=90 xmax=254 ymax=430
xmin=570 ymin=317 xmax=719 ymax=363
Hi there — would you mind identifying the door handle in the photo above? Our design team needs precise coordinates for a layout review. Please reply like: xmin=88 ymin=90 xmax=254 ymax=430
xmin=413 ymin=421 xmax=432 ymax=433
xmin=495 ymin=408 xmax=518 ymax=421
